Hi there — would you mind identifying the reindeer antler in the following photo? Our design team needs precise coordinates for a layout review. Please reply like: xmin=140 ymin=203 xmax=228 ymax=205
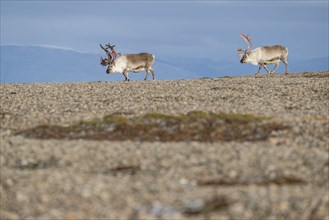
xmin=237 ymin=47 xmax=246 ymax=58
xmin=105 ymin=43 xmax=116 ymax=50
xmin=100 ymin=44 xmax=110 ymax=53
xmin=100 ymin=44 xmax=113 ymax=60
xmin=240 ymin=33 xmax=252 ymax=50
xmin=237 ymin=47 xmax=245 ymax=52
xmin=105 ymin=43 xmax=118 ymax=59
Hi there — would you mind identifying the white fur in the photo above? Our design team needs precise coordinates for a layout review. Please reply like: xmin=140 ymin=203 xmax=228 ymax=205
xmin=109 ymin=56 xmax=127 ymax=73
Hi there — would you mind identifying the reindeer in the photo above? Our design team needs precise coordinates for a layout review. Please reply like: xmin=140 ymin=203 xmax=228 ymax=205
xmin=100 ymin=44 xmax=155 ymax=81
xmin=237 ymin=33 xmax=288 ymax=75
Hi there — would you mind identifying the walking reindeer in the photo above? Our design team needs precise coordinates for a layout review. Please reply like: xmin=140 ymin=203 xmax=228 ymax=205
xmin=238 ymin=34 xmax=289 ymax=75
xmin=100 ymin=44 xmax=155 ymax=81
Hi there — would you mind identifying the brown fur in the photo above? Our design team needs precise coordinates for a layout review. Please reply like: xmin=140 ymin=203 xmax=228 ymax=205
xmin=125 ymin=53 xmax=154 ymax=67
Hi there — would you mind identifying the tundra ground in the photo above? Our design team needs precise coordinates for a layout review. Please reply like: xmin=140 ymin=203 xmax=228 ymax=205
xmin=1 ymin=71 xmax=328 ymax=219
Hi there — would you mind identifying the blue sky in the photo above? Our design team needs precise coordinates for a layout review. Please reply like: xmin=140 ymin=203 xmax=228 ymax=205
xmin=1 ymin=0 xmax=328 ymax=61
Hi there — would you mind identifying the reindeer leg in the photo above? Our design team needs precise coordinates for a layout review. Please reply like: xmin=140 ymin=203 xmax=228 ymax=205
xmin=256 ymin=64 xmax=263 ymax=76
xmin=144 ymin=69 xmax=149 ymax=80
xmin=271 ymin=63 xmax=280 ymax=74
xmin=263 ymin=65 xmax=271 ymax=74
xmin=123 ymin=71 xmax=130 ymax=81
xmin=150 ymin=67 xmax=156 ymax=80
xmin=282 ymin=59 xmax=289 ymax=74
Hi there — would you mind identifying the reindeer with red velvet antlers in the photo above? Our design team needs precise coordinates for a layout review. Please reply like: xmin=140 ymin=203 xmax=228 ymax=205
xmin=100 ymin=43 xmax=155 ymax=81
xmin=238 ymin=33 xmax=289 ymax=75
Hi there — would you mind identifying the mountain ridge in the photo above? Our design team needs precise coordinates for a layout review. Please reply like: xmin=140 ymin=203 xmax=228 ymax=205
xmin=1 ymin=45 xmax=328 ymax=83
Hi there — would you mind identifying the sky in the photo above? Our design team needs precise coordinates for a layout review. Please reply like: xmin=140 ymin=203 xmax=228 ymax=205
xmin=1 ymin=0 xmax=328 ymax=62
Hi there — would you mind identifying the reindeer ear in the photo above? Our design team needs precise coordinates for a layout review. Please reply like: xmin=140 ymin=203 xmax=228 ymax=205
xmin=238 ymin=53 xmax=244 ymax=58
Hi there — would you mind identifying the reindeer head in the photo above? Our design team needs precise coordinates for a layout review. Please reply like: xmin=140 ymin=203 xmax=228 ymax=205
xmin=237 ymin=33 xmax=253 ymax=63
xmin=106 ymin=60 xmax=116 ymax=74
xmin=100 ymin=43 xmax=115 ymax=74
xmin=100 ymin=56 xmax=109 ymax=66
xmin=99 ymin=55 xmax=115 ymax=74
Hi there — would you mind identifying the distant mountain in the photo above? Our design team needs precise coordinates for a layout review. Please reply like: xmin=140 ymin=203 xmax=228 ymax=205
xmin=0 ymin=45 xmax=200 ymax=83
xmin=289 ymin=57 xmax=329 ymax=72
xmin=160 ymin=57 xmax=259 ymax=77
xmin=1 ymin=45 xmax=328 ymax=83
xmin=1 ymin=45 xmax=104 ymax=83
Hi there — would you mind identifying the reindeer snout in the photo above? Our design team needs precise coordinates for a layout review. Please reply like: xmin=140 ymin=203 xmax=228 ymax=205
xmin=240 ymin=59 xmax=244 ymax=63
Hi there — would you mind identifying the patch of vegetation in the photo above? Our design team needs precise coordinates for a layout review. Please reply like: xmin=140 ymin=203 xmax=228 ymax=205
xmin=103 ymin=114 xmax=129 ymax=124
xmin=141 ymin=112 xmax=178 ymax=120
xmin=17 ymin=111 xmax=289 ymax=142
xmin=102 ymin=164 xmax=141 ymax=176
xmin=15 ymin=156 xmax=59 ymax=170
xmin=302 ymin=72 xmax=329 ymax=78
xmin=197 ymin=175 xmax=306 ymax=186
xmin=183 ymin=195 xmax=232 ymax=216
xmin=0 ymin=112 xmax=13 ymax=119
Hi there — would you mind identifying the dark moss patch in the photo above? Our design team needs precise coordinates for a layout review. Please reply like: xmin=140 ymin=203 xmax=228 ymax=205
xmin=183 ymin=195 xmax=232 ymax=216
xmin=302 ymin=72 xmax=329 ymax=78
xmin=197 ymin=175 xmax=306 ymax=186
xmin=15 ymin=156 xmax=59 ymax=170
xmin=200 ymin=196 xmax=231 ymax=214
xmin=102 ymin=164 xmax=141 ymax=176
xmin=0 ymin=112 xmax=13 ymax=119
xmin=17 ymin=112 xmax=289 ymax=142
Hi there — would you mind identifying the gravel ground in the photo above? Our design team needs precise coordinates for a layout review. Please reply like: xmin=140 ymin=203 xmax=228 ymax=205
xmin=1 ymin=71 xmax=328 ymax=219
